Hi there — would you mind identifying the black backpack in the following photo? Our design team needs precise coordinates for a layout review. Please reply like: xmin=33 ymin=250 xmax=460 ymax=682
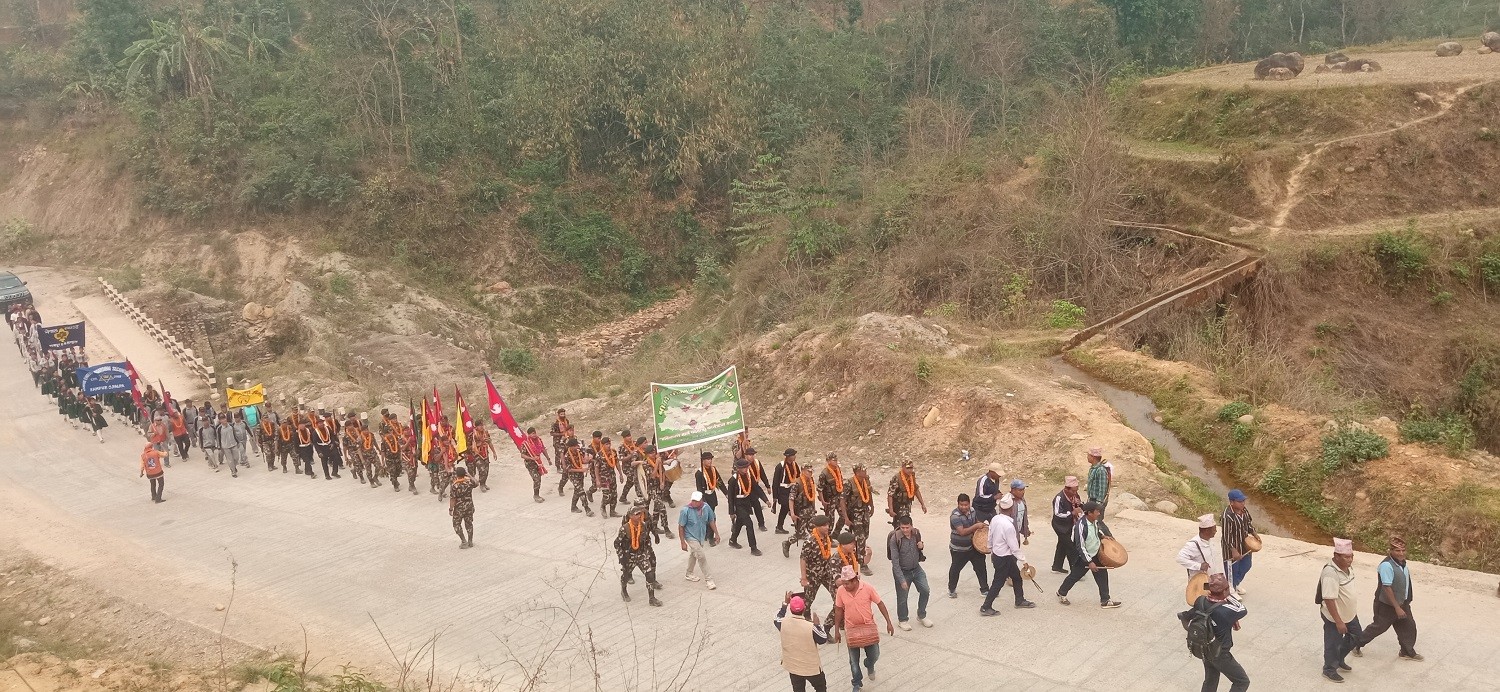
xmin=1179 ymin=596 xmax=1221 ymax=660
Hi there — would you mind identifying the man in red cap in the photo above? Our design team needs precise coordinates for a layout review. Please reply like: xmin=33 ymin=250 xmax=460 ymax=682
xmin=775 ymin=591 xmax=829 ymax=692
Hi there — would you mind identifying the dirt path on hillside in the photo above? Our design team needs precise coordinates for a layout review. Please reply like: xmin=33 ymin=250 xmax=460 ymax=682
xmin=1268 ymin=79 xmax=1495 ymax=232
xmin=553 ymin=291 xmax=692 ymax=362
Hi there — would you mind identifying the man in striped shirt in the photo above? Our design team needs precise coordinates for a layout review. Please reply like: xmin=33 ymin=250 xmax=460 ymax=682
xmin=1220 ymin=489 xmax=1257 ymax=599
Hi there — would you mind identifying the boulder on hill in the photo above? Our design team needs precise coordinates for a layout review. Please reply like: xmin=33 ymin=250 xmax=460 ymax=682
xmin=1266 ymin=67 xmax=1294 ymax=81
xmin=1343 ymin=58 xmax=1381 ymax=73
xmin=1436 ymin=42 xmax=1463 ymax=57
xmin=1254 ymin=52 xmax=1305 ymax=79
xmin=1325 ymin=52 xmax=1348 ymax=65
xmin=1484 ymin=32 xmax=1500 ymax=52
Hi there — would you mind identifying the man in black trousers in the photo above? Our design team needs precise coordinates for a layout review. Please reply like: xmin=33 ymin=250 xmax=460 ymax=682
xmin=728 ymin=458 xmax=764 ymax=555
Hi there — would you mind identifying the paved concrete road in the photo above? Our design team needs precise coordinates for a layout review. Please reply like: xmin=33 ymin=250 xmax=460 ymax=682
xmin=1 ymin=325 xmax=1497 ymax=690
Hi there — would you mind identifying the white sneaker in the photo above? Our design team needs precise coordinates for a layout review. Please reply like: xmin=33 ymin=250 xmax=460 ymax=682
xmin=684 ymin=573 xmax=701 ymax=582
xmin=706 ymin=580 xmax=716 ymax=590
xmin=919 ymin=618 xmax=933 ymax=628
xmin=898 ymin=621 xmax=912 ymax=631
xmin=1234 ymin=588 xmax=1246 ymax=599
xmin=1236 ymin=585 xmax=1248 ymax=595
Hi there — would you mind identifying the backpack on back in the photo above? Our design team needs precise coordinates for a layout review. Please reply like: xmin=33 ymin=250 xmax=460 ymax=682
xmin=1179 ymin=596 xmax=1221 ymax=660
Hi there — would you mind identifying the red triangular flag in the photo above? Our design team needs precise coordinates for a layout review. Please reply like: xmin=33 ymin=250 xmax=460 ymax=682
xmin=486 ymin=374 xmax=545 ymax=473
xmin=125 ymin=360 xmax=145 ymax=415
xmin=430 ymin=386 xmax=444 ymax=427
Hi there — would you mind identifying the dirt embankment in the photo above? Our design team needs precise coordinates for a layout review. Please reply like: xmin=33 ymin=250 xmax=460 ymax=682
xmin=1069 ymin=346 xmax=1500 ymax=573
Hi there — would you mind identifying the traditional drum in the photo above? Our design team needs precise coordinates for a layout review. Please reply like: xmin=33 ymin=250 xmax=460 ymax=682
xmin=1185 ymin=572 xmax=1210 ymax=606
xmin=973 ymin=523 xmax=991 ymax=554
xmin=664 ymin=460 xmax=683 ymax=482
xmin=1243 ymin=534 xmax=1263 ymax=553
xmin=1097 ymin=536 xmax=1128 ymax=568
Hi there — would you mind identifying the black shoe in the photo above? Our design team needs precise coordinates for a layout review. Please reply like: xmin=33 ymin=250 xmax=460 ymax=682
xmin=979 ymin=607 xmax=999 ymax=616
xmin=648 ymin=581 xmax=664 ymax=590
xmin=459 ymin=542 xmax=470 ymax=550
xmin=1337 ymin=663 xmax=1351 ymax=672
xmin=585 ymin=510 xmax=595 ymax=517
xmin=1015 ymin=600 xmax=1036 ymax=609
xmin=1399 ymin=652 xmax=1424 ymax=662
xmin=1323 ymin=671 xmax=1345 ymax=683
xmin=648 ymin=596 xmax=662 ymax=607
xmin=729 ymin=541 xmax=742 ymax=549
xmin=1351 ymin=647 xmax=1363 ymax=658
xmin=751 ymin=548 xmax=763 ymax=556
xmin=572 ymin=508 xmax=583 ymax=514
xmin=758 ymin=525 xmax=767 ymax=531
xmin=534 ymin=496 xmax=545 ymax=503
xmin=775 ymin=528 xmax=789 ymax=535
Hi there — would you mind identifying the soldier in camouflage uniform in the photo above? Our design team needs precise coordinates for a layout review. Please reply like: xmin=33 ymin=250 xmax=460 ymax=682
xmin=521 ymin=427 xmax=548 ymax=503
xmin=275 ymin=418 xmax=296 ymax=473
xmin=401 ymin=428 xmax=420 ymax=494
xmin=550 ymin=409 xmax=573 ymax=495
xmin=449 ymin=466 xmax=477 ymax=549
xmin=886 ymin=458 xmax=927 ymax=529
xmin=381 ymin=424 xmax=405 ymax=493
xmin=818 ymin=452 xmax=849 ymax=536
xmin=470 ymin=425 xmax=494 ymax=491
xmin=358 ymin=418 xmax=382 ymax=488
xmin=436 ymin=435 xmax=458 ymax=501
xmin=783 ymin=461 xmax=820 ymax=558
xmin=564 ymin=438 xmax=594 ymax=516
xmin=614 ymin=502 xmax=663 ymax=606
xmin=343 ymin=414 xmax=367 ymax=484
xmin=798 ymin=515 xmax=841 ymax=621
xmin=846 ymin=463 xmax=877 ymax=576
xmin=592 ymin=435 xmax=622 ymax=518
xmin=640 ymin=445 xmax=675 ymax=538
xmin=616 ymin=432 xmax=641 ymax=504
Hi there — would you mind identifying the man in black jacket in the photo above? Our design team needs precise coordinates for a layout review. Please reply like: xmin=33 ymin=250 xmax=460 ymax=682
xmin=771 ymin=449 xmax=801 ymax=534
xmin=695 ymin=451 xmax=727 ymax=510
xmin=1056 ymin=501 xmax=1120 ymax=608
xmin=1051 ymin=476 xmax=1083 ymax=574
xmin=1192 ymin=574 xmax=1249 ymax=692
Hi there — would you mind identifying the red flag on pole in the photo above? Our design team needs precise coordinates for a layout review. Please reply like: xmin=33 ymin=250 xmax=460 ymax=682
xmin=125 ymin=360 xmax=145 ymax=416
xmin=485 ymin=374 xmax=546 ymax=473
xmin=430 ymin=386 xmax=445 ymax=427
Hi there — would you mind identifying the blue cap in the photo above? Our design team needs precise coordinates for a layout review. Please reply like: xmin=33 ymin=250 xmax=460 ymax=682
xmin=1227 ymin=489 xmax=1247 ymax=502
xmin=1010 ymin=479 xmax=1027 ymax=490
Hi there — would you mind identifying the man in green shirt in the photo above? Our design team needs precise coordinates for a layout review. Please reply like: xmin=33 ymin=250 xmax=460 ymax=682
xmin=1085 ymin=448 xmax=1111 ymax=510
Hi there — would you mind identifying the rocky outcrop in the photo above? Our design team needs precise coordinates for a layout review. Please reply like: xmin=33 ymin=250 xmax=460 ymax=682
xmin=1436 ymin=41 xmax=1464 ymax=57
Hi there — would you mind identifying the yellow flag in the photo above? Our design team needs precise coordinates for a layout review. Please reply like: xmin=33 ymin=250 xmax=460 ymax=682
xmin=421 ymin=401 xmax=432 ymax=463
xmin=226 ymin=384 xmax=265 ymax=408
xmin=454 ymin=406 xmax=467 ymax=454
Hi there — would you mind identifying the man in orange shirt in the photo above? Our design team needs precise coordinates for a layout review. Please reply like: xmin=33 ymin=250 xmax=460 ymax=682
xmin=140 ymin=443 xmax=167 ymax=503
xmin=830 ymin=565 xmax=895 ymax=692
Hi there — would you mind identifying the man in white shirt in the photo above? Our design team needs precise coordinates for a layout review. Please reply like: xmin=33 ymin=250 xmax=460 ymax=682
xmin=1177 ymin=514 xmax=1224 ymax=577
xmin=979 ymin=494 xmax=1035 ymax=614
xmin=1319 ymin=538 xmax=1362 ymax=683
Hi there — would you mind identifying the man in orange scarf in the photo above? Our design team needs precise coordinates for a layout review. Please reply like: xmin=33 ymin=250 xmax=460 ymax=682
xmin=799 ymin=515 xmax=841 ymax=619
xmin=728 ymin=458 xmax=765 ymax=555
xmin=565 ymin=439 xmax=594 ymax=517
xmin=615 ymin=502 xmax=663 ymax=606
xmin=847 ymin=464 xmax=877 ymax=576
xmin=783 ymin=454 xmax=819 ymax=558
xmin=886 ymin=459 xmax=928 ymax=529
xmin=818 ymin=452 xmax=849 ymax=536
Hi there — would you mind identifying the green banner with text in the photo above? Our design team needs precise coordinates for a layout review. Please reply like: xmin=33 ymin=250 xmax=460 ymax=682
xmin=651 ymin=366 xmax=745 ymax=452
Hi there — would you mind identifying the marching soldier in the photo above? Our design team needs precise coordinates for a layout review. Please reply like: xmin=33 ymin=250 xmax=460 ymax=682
xmin=312 ymin=415 xmax=337 ymax=480
xmin=799 ymin=516 xmax=842 ymax=620
xmin=470 ymin=424 xmax=494 ymax=492
xmin=772 ymin=449 xmax=801 ymax=535
xmin=449 ymin=466 xmax=478 ymax=549
xmin=565 ymin=439 xmax=594 ymax=516
xmin=295 ymin=417 xmax=317 ymax=478
xmin=887 ymin=459 xmax=928 ymax=528
xmin=359 ymin=415 xmax=381 ymax=488
xmin=275 ymin=416 xmax=295 ymax=473
xmin=836 ymin=530 xmax=871 ymax=579
xmin=521 ymin=427 xmax=549 ymax=503
xmin=381 ymin=420 xmax=405 ymax=492
xmin=593 ymin=435 xmax=622 ymax=518
xmin=615 ymin=502 xmax=663 ymax=606
xmin=550 ymin=408 xmax=573 ymax=493
xmin=819 ymin=452 xmax=849 ymax=536
xmin=258 ymin=410 xmax=277 ymax=471
xmin=783 ymin=454 xmax=819 ymax=558
xmin=640 ymin=444 xmax=674 ymax=538
xmin=617 ymin=430 xmax=641 ymax=504
xmin=436 ymin=430 xmax=458 ymax=501
xmin=846 ymin=465 xmax=876 ymax=576
xmin=401 ymin=427 xmax=420 ymax=494
xmin=343 ymin=414 xmax=367 ymax=484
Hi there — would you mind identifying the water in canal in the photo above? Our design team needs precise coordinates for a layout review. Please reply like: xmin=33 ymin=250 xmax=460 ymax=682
xmin=1049 ymin=358 xmax=1329 ymax=543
